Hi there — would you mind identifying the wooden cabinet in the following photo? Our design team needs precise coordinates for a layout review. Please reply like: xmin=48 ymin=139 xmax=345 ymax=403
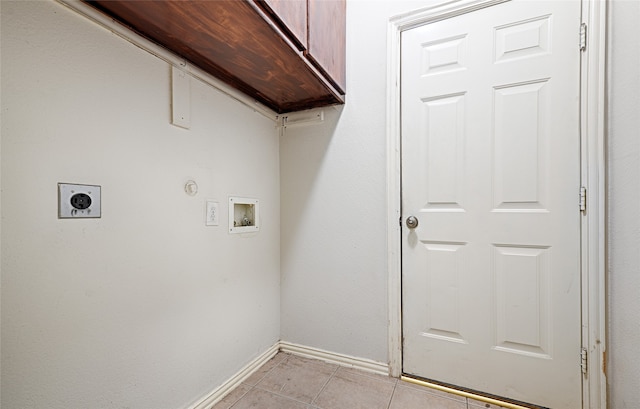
xmin=258 ymin=0 xmax=346 ymax=93
xmin=259 ymin=0 xmax=308 ymax=50
xmin=307 ymin=0 xmax=346 ymax=93
xmin=87 ymin=0 xmax=346 ymax=114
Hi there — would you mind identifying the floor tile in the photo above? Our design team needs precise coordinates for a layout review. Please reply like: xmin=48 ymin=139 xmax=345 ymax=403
xmin=256 ymin=355 xmax=338 ymax=403
xmin=389 ymin=384 xmax=468 ymax=409
xmin=230 ymin=388 xmax=311 ymax=409
xmin=211 ymin=384 xmax=252 ymax=409
xmin=468 ymin=397 xmax=509 ymax=408
xmin=243 ymin=352 xmax=289 ymax=386
xmin=335 ymin=366 xmax=398 ymax=385
xmin=398 ymin=378 xmax=467 ymax=402
xmin=313 ymin=367 xmax=397 ymax=409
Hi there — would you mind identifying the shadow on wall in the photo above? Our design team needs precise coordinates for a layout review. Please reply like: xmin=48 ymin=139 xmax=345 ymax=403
xmin=279 ymin=105 xmax=344 ymax=264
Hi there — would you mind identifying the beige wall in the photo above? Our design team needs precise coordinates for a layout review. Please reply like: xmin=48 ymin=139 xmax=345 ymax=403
xmin=1 ymin=1 xmax=280 ymax=408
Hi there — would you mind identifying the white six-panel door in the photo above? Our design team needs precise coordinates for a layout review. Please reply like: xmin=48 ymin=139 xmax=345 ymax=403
xmin=401 ymin=1 xmax=582 ymax=408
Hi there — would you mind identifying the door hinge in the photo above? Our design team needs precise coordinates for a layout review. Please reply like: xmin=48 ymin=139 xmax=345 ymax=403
xmin=581 ymin=348 xmax=588 ymax=375
xmin=580 ymin=23 xmax=587 ymax=51
xmin=579 ymin=186 xmax=587 ymax=212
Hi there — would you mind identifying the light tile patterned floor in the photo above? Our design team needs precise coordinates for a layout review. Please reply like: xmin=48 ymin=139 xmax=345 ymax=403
xmin=213 ymin=352 xmax=507 ymax=409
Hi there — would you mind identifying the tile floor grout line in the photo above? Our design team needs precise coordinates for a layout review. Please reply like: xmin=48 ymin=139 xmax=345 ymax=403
xmin=227 ymin=353 xmax=291 ymax=409
xmin=396 ymin=380 xmax=478 ymax=409
xmin=222 ymin=352 xmax=479 ymax=409
xmin=341 ymin=365 xmax=400 ymax=384
xmin=226 ymin=385 xmax=252 ymax=409
xmin=253 ymin=385 xmax=325 ymax=407
xmin=309 ymin=364 xmax=340 ymax=407
xmin=385 ymin=379 xmax=400 ymax=409
xmin=246 ymin=352 xmax=290 ymax=388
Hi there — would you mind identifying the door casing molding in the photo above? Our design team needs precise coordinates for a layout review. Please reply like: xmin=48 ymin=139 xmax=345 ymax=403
xmin=385 ymin=1 xmax=607 ymax=407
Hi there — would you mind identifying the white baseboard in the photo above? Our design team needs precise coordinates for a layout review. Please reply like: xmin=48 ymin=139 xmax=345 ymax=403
xmin=188 ymin=342 xmax=279 ymax=409
xmin=279 ymin=341 xmax=389 ymax=376
xmin=188 ymin=341 xmax=389 ymax=409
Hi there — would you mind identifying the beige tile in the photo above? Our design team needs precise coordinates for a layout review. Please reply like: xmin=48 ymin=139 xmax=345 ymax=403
xmin=211 ymin=384 xmax=252 ymax=409
xmin=271 ymin=351 xmax=291 ymax=363
xmin=389 ymin=384 xmax=468 ymax=409
xmin=313 ymin=368 xmax=396 ymax=409
xmin=231 ymin=388 xmax=311 ymax=409
xmin=334 ymin=365 xmax=398 ymax=385
xmin=468 ymin=397 xmax=509 ymax=408
xmin=256 ymin=355 xmax=338 ymax=403
xmin=243 ymin=352 xmax=290 ymax=386
xmin=398 ymin=378 xmax=467 ymax=402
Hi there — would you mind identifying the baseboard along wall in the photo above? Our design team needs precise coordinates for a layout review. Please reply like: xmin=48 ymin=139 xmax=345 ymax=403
xmin=188 ymin=341 xmax=390 ymax=409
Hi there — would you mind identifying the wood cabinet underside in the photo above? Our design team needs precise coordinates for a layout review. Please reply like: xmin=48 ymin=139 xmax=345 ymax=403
xmin=88 ymin=0 xmax=345 ymax=114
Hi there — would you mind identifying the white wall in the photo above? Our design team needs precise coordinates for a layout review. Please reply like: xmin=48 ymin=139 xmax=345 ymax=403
xmin=2 ymin=0 xmax=639 ymax=408
xmin=281 ymin=1 xmax=640 ymax=407
xmin=0 ymin=2 xmax=280 ymax=408
xmin=280 ymin=1 xmax=436 ymax=363
xmin=607 ymin=1 xmax=640 ymax=408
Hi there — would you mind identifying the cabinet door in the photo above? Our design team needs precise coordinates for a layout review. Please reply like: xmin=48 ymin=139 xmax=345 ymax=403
xmin=260 ymin=0 xmax=307 ymax=50
xmin=307 ymin=0 xmax=346 ymax=93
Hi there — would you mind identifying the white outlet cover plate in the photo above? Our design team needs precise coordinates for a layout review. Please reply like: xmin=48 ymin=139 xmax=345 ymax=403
xmin=205 ymin=201 xmax=219 ymax=226
xmin=58 ymin=183 xmax=101 ymax=219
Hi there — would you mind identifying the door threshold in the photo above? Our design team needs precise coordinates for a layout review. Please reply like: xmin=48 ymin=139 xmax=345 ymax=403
xmin=400 ymin=375 xmax=548 ymax=409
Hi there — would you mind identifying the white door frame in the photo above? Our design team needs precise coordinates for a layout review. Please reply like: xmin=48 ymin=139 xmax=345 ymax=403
xmin=385 ymin=1 xmax=607 ymax=407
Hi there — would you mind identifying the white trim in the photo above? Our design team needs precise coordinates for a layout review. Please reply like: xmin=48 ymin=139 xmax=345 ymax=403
xmin=279 ymin=341 xmax=389 ymax=376
xmin=55 ymin=0 xmax=278 ymax=123
xmin=187 ymin=343 xmax=280 ymax=409
xmin=280 ymin=108 xmax=325 ymax=128
xmin=385 ymin=8 xmax=403 ymax=378
xmin=187 ymin=341 xmax=389 ymax=409
xmin=171 ymin=66 xmax=191 ymax=129
xmin=386 ymin=0 xmax=608 ymax=406
xmin=580 ymin=1 xmax=608 ymax=408
xmin=389 ymin=0 xmax=510 ymax=30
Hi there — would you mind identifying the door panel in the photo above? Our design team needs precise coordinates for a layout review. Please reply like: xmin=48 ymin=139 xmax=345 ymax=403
xmin=401 ymin=1 xmax=582 ymax=408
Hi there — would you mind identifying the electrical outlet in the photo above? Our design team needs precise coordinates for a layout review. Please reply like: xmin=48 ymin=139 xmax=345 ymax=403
xmin=205 ymin=201 xmax=219 ymax=226
xmin=58 ymin=183 xmax=101 ymax=218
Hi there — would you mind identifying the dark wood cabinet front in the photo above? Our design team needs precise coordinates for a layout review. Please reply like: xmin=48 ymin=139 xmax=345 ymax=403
xmin=307 ymin=0 xmax=346 ymax=93
xmin=87 ymin=0 xmax=345 ymax=114
xmin=258 ymin=0 xmax=308 ymax=51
